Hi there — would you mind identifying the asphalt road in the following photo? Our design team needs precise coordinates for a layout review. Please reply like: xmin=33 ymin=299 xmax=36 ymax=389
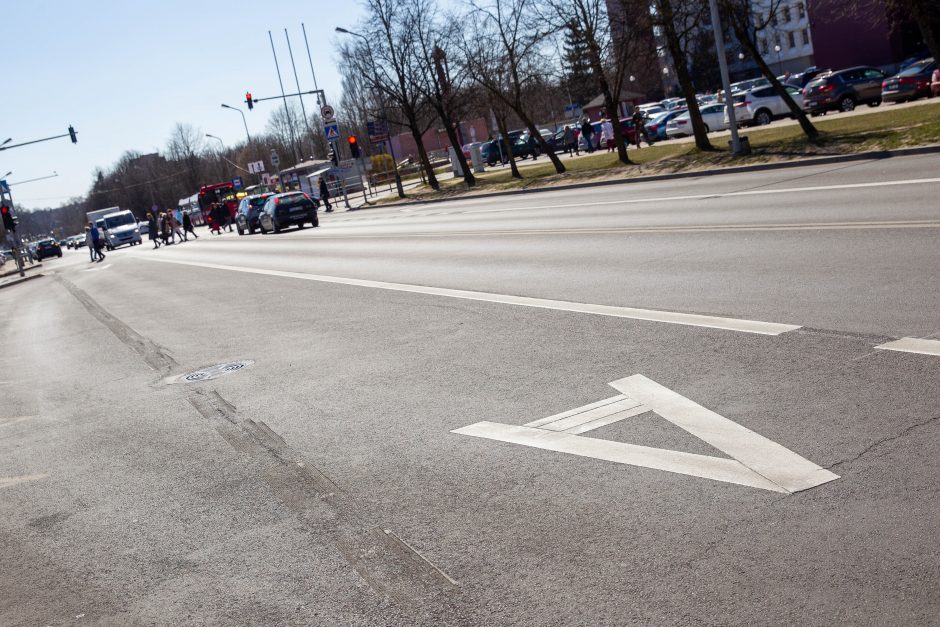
xmin=2 ymin=154 xmax=938 ymax=625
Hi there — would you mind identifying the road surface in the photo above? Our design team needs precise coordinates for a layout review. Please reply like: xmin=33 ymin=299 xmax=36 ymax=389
xmin=2 ymin=154 xmax=938 ymax=625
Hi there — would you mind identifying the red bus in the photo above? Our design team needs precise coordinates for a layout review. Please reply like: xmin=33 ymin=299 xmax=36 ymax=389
xmin=198 ymin=182 xmax=240 ymax=227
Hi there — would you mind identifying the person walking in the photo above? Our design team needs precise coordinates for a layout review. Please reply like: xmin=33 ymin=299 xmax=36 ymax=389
xmin=601 ymin=118 xmax=615 ymax=153
xmin=182 ymin=210 xmax=198 ymax=240
xmin=580 ymin=118 xmax=594 ymax=153
xmin=84 ymin=225 xmax=95 ymax=262
xmin=319 ymin=177 xmax=333 ymax=212
xmin=563 ymin=125 xmax=575 ymax=156
xmin=159 ymin=212 xmax=171 ymax=245
xmin=147 ymin=212 xmax=161 ymax=249
xmin=167 ymin=209 xmax=185 ymax=243
xmin=632 ymin=108 xmax=654 ymax=148
xmin=210 ymin=204 xmax=224 ymax=235
xmin=89 ymin=222 xmax=106 ymax=262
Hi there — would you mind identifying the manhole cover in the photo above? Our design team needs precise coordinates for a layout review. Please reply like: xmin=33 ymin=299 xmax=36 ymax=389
xmin=173 ymin=360 xmax=255 ymax=384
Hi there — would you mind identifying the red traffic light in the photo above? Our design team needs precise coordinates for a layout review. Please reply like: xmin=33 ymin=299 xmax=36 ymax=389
xmin=245 ymin=92 xmax=254 ymax=110
xmin=348 ymin=135 xmax=358 ymax=145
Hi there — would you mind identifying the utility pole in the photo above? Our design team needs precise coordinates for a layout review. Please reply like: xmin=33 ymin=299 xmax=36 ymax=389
xmin=1 ymin=179 xmax=25 ymax=277
xmin=268 ymin=31 xmax=302 ymax=163
xmin=708 ymin=0 xmax=745 ymax=155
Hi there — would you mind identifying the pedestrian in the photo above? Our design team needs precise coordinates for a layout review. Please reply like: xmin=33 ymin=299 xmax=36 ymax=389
xmin=168 ymin=209 xmax=185 ymax=243
xmin=89 ymin=221 xmax=106 ymax=262
xmin=147 ymin=212 xmax=161 ymax=249
xmin=632 ymin=108 xmax=654 ymax=147
xmin=182 ymin=210 xmax=198 ymax=240
xmin=563 ymin=125 xmax=575 ymax=156
xmin=210 ymin=204 xmax=224 ymax=235
xmin=84 ymin=225 xmax=95 ymax=262
xmin=160 ymin=212 xmax=171 ymax=245
xmin=580 ymin=118 xmax=594 ymax=153
xmin=319 ymin=177 xmax=333 ymax=212
xmin=602 ymin=118 xmax=615 ymax=153
xmin=220 ymin=203 xmax=233 ymax=232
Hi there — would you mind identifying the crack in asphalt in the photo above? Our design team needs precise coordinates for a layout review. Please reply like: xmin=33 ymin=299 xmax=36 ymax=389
xmin=826 ymin=414 xmax=940 ymax=472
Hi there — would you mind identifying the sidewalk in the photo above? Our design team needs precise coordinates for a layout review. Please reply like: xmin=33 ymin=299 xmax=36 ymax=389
xmin=0 ymin=262 xmax=45 ymax=289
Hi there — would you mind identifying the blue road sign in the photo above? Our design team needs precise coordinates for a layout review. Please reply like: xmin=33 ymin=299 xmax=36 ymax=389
xmin=232 ymin=176 xmax=243 ymax=189
xmin=0 ymin=180 xmax=9 ymax=194
xmin=324 ymin=122 xmax=340 ymax=141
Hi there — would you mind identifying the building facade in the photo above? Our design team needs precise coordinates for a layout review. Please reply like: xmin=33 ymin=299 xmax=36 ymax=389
xmin=751 ymin=0 xmax=816 ymax=75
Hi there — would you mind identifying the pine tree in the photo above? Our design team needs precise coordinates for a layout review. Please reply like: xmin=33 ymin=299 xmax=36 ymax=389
xmin=561 ymin=20 xmax=597 ymax=110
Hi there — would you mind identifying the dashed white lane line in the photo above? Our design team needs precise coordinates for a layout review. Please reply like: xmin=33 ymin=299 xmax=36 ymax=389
xmin=874 ymin=337 xmax=940 ymax=357
xmin=140 ymin=256 xmax=801 ymax=336
xmin=0 ymin=473 xmax=48 ymax=489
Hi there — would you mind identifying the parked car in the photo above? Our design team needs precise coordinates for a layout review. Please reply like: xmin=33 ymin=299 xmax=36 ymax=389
xmin=461 ymin=142 xmax=484 ymax=160
xmin=785 ymin=67 xmax=827 ymax=88
xmin=933 ymin=68 xmax=940 ymax=97
xmin=577 ymin=118 xmax=639 ymax=150
xmin=802 ymin=66 xmax=886 ymax=114
xmin=646 ymin=108 xmax=687 ymax=141
xmin=235 ymin=192 xmax=275 ymax=235
xmin=881 ymin=58 xmax=936 ymax=103
xmin=35 ymin=239 xmax=62 ymax=260
xmin=730 ymin=78 xmax=770 ymax=93
xmin=480 ymin=137 xmax=536 ymax=165
xmin=665 ymin=103 xmax=728 ymax=138
xmin=638 ymin=103 xmax=665 ymax=117
xmin=726 ymin=85 xmax=804 ymax=126
xmin=258 ymin=192 xmax=318 ymax=234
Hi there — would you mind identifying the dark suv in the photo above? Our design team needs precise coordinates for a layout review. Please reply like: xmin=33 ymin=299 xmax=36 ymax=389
xmin=258 ymin=192 xmax=319 ymax=234
xmin=802 ymin=66 xmax=886 ymax=114
xmin=480 ymin=137 xmax=536 ymax=166
xmin=235 ymin=192 xmax=274 ymax=235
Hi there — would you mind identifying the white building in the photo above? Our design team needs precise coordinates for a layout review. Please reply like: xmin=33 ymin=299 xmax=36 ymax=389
xmin=751 ymin=0 xmax=816 ymax=75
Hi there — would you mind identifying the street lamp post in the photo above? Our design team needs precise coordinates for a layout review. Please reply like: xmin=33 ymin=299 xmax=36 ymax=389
xmin=774 ymin=44 xmax=783 ymax=75
xmin=707 ymin=0 xmax=744 ymax=155
xmin=335 ymin=26 xmax=405 ymax=198
xmin=206 ymin=134 xmax=229 ymax=180
xmin=221 ymin=104 xmax=251 ymax=143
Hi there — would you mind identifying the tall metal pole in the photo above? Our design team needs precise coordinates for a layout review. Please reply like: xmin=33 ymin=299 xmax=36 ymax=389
xmin=708 ymin=0 xmax=743 ymax=155
xmin=268 ymin=30 xmax=302 ymax=163
xmin=222 ymin=104 xmax=251 ymax=143
xmin=285 ymin=28 xmax=314 ymax=159
xmin=301 ymin=23 xmax=323 ymax=104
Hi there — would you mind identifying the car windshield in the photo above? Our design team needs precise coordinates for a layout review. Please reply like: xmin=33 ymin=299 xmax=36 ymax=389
xmin=39 ymin=239 xmax=55 ymax=246
xmin=250 ymin=196 xmax=270 ymax=208
xmin=898 ymin=60 xmax=933 ymax=76
xmin=105 ymin=213 xmax=135 ymax=228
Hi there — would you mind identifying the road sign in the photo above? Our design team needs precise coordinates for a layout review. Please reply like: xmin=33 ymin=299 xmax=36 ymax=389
xmin=320 ymin=104 xmax=335 ymax=122
xmin=453 ymin=374 xmax=839 ymax=493
xmin=232 ymin=176 xmax=244 ymax=189
xmin=0 ymin=180 xmax=9 ymax=194
xmin=270 ymin=150 xmax=280 ymax=167
xmin=261 ymin=173 xmax=271 ymax=185
xmin=367 ymin=120 xmax=388 ymax=142
xmin=247 ymin=160 xmax=265 ymax=174
xmin=324 ymin=122 xmax=340 ymax=142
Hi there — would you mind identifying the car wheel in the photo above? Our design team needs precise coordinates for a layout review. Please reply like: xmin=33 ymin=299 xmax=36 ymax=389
xmin=704 ymin=124 xmax=711 ymax=133
xmin=296 ymin=221 xmax=305 ymax=230
xmin=237 ymin=225 xmax=244 ymax=235
xmin=272 ymin=218 xmax=281 ymax=234
xmin=755 ymin=110 xmax=772 ymax=126
xmin=259 ymin=220 xmax=268 ymax=234
xmin=58 ymin=252 xmax=62 ymax=258
xmin=839 ymin=96 xmax=856 ymax=112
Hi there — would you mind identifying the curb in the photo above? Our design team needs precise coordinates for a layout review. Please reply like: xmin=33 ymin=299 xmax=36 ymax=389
xmin=0 ymin=272 xmax=45 ymax=290
xmin=380 ymin=144 xmax=940 ymax=208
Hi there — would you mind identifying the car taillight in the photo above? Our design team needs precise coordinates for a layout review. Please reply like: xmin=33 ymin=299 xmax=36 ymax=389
xmin=820 ymin=84 xmax=834 ymax=93
xmin=650 ymin=124 xmax=658 ymax=131
xmin=899 ymin=77 xmax=915 ymax=86
xmin=882 ymin=81 xmax=888 ymax=89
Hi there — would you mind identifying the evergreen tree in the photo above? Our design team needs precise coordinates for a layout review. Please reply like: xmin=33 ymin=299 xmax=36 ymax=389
xmin=561 ymin=20 xmax=596 ymax=109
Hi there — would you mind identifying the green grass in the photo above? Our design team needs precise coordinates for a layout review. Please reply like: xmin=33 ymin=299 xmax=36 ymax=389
xmin=382 ymin=100 xmax=940 ymax=203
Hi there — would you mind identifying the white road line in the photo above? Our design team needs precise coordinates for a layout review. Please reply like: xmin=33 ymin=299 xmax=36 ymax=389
xmin=452 ymin=421 xmax=787 ymax=492
xmin=140 ymin=257 xmax=801 ymax=336
xmin=538 ymin=398 xmax=644 ymax=432
xmin=566 ymin=404 xmax=651 ymax=435
xmin=609 ymin=375 xmax=840 ymax=493
xmin=0 ymin=473 xmax=48 ymax=489
xmin=524 ymin=395 xmax=629 ymax=428
xmin=874 ymin=337 xmax=940 ymax=357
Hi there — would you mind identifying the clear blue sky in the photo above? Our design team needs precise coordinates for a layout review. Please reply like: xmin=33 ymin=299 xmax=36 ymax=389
xmin=2 ymin=0 xmax=362 ymax=209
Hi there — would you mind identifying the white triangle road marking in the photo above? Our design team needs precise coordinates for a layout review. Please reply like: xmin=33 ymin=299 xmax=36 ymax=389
xmin=453 ymin=375 xmax=839 ymax=494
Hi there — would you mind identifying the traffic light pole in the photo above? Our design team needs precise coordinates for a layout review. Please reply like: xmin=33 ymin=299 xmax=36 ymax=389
xmin=1 ymin=188 xmax=25 ymax=278
xmin=0 ymin=127 xmax=78 ymax=152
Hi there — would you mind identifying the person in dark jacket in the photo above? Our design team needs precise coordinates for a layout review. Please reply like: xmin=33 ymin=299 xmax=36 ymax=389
xmin=580 ymin=118 xmax=594 ymax=153
xmin=147 ymin=212 xmax=160 ymax=249
xmin=319 ymin=177 xmax=333 ymax=212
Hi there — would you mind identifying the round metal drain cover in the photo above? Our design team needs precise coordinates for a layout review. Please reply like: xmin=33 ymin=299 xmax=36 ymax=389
xmin=178 ymin=360 xmax=254 ymax=383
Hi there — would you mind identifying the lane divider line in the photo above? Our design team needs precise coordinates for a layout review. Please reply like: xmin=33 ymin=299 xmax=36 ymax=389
xmin=140 ymin=256 xmax=801 ymax=336
xmin=874 ymin=337 xmax=940 ymax=357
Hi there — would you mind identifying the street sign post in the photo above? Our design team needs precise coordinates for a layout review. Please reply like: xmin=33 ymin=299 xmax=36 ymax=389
xmin=232 ymin=176 xmax=244 ymax=189
xmin=367 ymin=120 xmax=388 ymax=142
xmin=320 ymin=104 xmax=335 ymax=122
xmin=247 ymin=160 xmax=266 ymax=174
xmin=270 ymin=150 xmax=280 ymax=167
xmin=324 ymin=122 xmax=340 ymax=142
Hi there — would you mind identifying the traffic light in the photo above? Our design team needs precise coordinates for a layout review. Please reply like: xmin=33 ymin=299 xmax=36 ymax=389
xmin=1 ymin=204 xmax=16 ymax=232
xmin=68 ymin=125 xmax=78 ymax=144
xmin=245 ymin=92 xmax=254 ymax=110
xmin=328 ymin=144 xmax=338 ymax=166
xmin=348 ymin=135 xmax=360 ymax=159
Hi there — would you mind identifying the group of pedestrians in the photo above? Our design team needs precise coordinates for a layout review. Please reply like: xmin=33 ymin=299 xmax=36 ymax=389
xmin=147 ymin=208 xmax=198 ymax=249
xmin=559 ymin=110 xmax=655 ymax=157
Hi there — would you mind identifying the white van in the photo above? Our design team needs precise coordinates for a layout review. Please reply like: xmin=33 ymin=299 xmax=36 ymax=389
xmin=101 ymin=209 xmax=142 ymax=249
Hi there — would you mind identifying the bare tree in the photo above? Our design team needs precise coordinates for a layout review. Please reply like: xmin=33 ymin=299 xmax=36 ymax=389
xmin=407 ymin=0 xmax=476 ymax=187
xmin=341 ymin=0 xmax=441 ymax=190
xmin=722 ymin=0 xmax=818 ymax=140
xmin=462 ymin=0 xmax=567 ymax=175
xmin=542 ymin=0 xmax=648 ymax=164
xmin=650 ymin=0 xmax=714 ymax=151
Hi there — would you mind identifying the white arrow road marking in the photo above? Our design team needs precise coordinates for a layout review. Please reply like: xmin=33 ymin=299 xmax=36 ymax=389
xmin=453 ymin=375 xmax=839 ymax=494
xmin=874 ymin=337 xmax=940 ymax=357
